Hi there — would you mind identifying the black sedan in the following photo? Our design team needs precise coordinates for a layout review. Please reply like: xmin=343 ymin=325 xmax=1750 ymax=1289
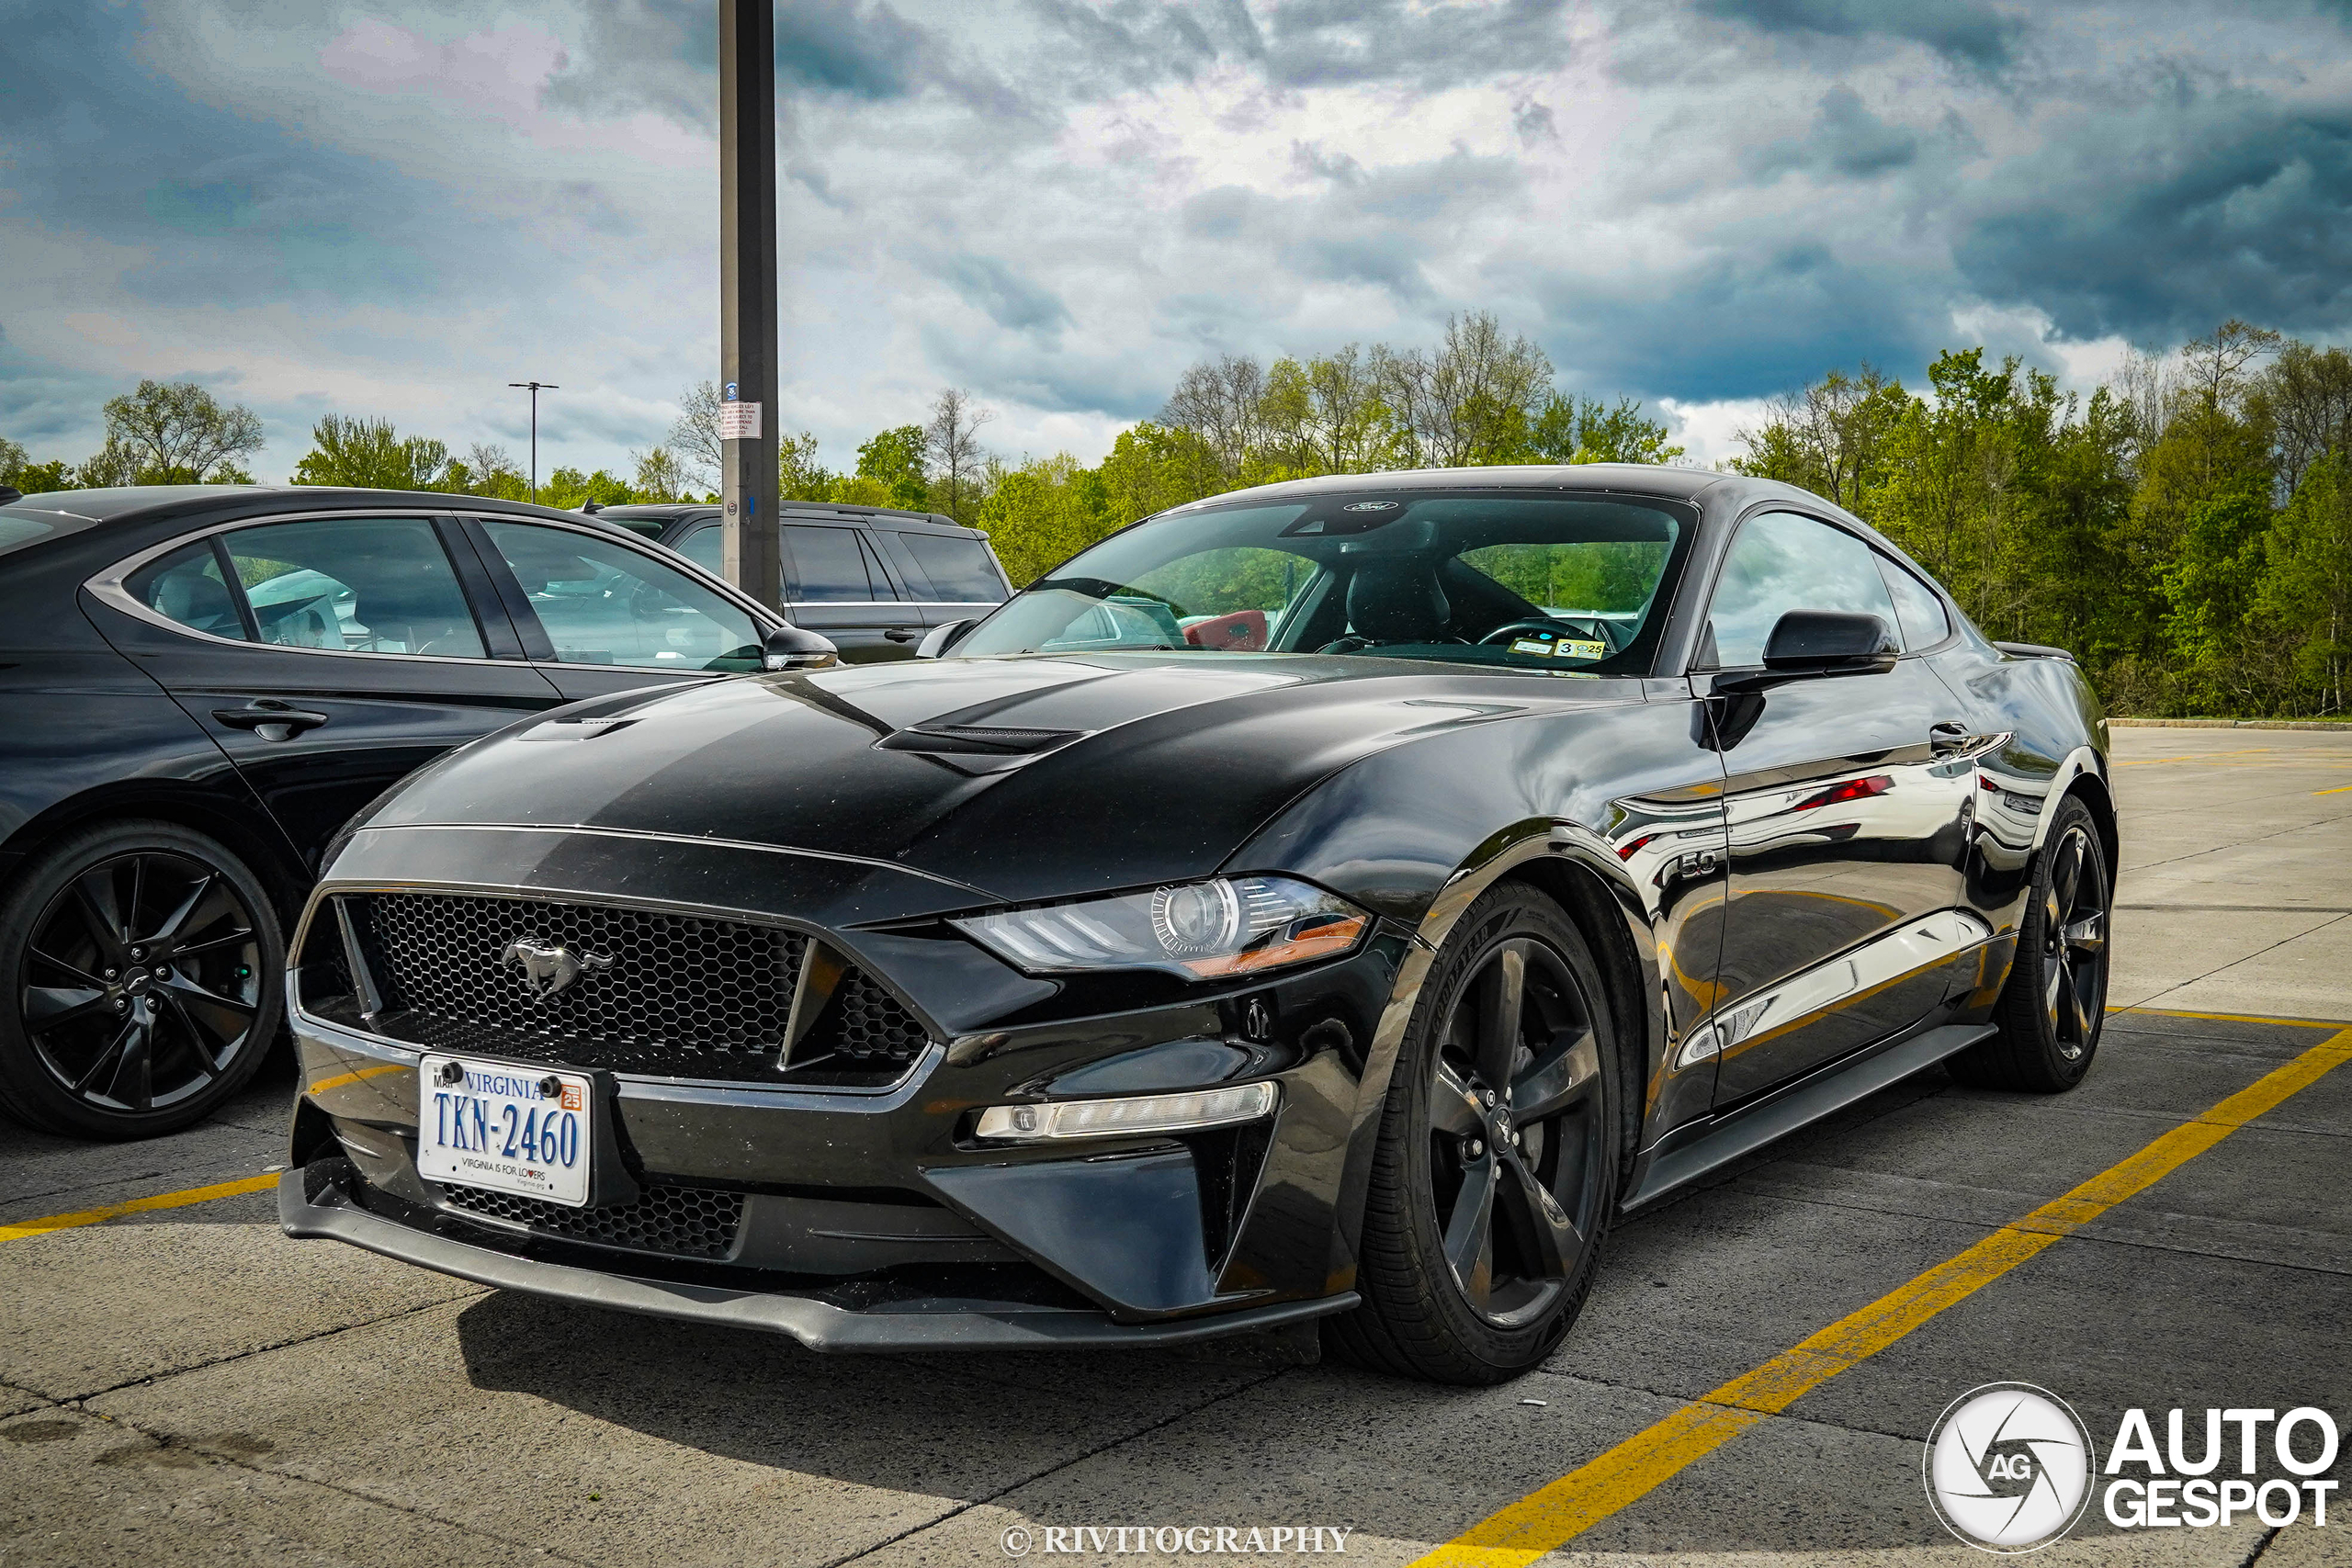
xmin=0 ymin=484 xmax=808 ymax=1139
xmin=280 ymin=466 xmax=2114 ymax=1383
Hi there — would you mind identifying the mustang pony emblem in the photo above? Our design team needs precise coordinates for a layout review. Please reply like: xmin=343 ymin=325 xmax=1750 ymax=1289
xmin=500 ymin=938 xmax=612 ymax=1000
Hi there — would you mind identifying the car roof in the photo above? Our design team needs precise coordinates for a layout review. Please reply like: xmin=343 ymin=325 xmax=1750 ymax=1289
xmin=1164 ymin=464 xmax=1731 ymax=512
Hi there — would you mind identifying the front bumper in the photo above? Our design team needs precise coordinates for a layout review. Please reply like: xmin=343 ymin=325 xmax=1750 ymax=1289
xmin=283 ymin=892 xmax=1411 ymax=1342
xmin=279 ymin=1168 xmax=1356 ymax=1351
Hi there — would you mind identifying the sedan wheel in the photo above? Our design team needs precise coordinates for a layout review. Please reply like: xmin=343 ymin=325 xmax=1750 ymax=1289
xmin=0 ymin=821 xmax=283 ymax=1139
xmin=1329 ymin=885 xmax=1621 ymax=1384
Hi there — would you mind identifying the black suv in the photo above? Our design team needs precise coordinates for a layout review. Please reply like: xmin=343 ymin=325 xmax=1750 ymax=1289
xmin=595 ymin=502 xmax=1012 ymax=661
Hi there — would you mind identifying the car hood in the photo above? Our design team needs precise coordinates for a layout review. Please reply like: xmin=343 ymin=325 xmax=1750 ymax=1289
xmin=362 ymin=653 xmax=1640 ymax=908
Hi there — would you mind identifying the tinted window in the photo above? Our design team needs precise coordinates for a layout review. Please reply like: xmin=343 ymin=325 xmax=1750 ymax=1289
xmin=0 ymin=516 xmax=57 ymax=555
xmin=1702 ymin=512 xmax=1899 ymax=669
xmin=1877 ymin=553 xmax=1952 ymax=650
xmin=481 ymin=521 xmax=762 ymax=671
xmin=899 ymin=533 xmax=1006 ymax=602
xmin=128 ymin=541 xmax=247 ymax=641
xmin=677 ymin=525 xmax=724 ymax=577
xmin=784 ymin=525 xmax=875 ymax=602
xmin=956 ymin=491 xmax=1692 ymax=673
xmin=224 ymin=518 xmax=485 ymax=658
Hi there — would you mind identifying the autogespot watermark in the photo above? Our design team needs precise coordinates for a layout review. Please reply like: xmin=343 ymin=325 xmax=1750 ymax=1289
xmin=1925 ymin=1383 xmax=2341 ymax=1554
xmin=1000 ymin=1524 xmax=1354 ymax=1556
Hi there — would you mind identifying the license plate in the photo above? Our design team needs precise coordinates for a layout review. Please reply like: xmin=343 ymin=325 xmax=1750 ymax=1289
xmin=417 ymin=1055 xmax=592 ymax=1207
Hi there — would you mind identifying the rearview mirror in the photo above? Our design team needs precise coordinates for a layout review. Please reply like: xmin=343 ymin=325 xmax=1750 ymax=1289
xmin=762 ymin=624 xmax=839 ymax=671
xmin=915 ymin=619 xmax=974 ymax=660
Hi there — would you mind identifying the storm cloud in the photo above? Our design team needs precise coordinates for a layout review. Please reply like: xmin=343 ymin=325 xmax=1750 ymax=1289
xmin=1 ymin=0 xmax=2346 ymax=476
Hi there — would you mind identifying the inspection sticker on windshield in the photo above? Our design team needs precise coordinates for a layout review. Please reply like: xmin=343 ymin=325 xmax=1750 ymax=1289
xmin=1510 ymin=636 xmax=1608 ymax=660
xmin=417 ymin=1055 xmax=592 ymax=1207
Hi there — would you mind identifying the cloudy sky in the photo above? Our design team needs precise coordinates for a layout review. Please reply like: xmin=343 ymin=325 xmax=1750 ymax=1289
xmin=4 ymin=0 xmax=2348 ymax=482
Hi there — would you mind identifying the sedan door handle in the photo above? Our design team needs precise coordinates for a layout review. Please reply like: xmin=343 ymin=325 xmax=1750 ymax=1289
xmin=212 ymin=700 xmax=330 ymax=741
xmin=882 ymin=628 xmax=922 ymax=642
xmin=1929 ymin=720 xmax=1972 ymax=755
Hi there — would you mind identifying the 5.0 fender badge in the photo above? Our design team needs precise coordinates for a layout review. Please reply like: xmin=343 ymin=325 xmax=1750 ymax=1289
xmin=501 ymin=938 xmax=613 ymax=1000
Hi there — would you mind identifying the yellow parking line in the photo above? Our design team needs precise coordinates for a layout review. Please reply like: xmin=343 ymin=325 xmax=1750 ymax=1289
xmin=2316 ymin=782 xmax=2352 ymax=795
xmin=1411 ymin=1023 xmax=2352 ymax=1568
xmin=0 ymin=1174 xmax=277 ymax=1244
xmin=2120 ymin=1004 xmax=2352 ymax=1029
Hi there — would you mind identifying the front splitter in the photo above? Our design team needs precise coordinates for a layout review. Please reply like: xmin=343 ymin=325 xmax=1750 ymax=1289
xmin=278 ymin=1172 xmax=1356 ymax=1352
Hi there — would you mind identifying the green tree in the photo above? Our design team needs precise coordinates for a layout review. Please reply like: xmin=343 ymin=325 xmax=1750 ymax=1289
xmin=447 ymin=442 xmax=530 ymax=501
xmin=540 ymin=468 xmax=635 ymax=510
xmin=101 ymin=379 xmax=265 ymax=483
xmin=293 ymin=415 xmax=451 ymax=490
xmin=975 ymin=454 xmax=1115 ymax=586
xmin=1531 ymin=394 xmax=1686 ymax=465
xmin=778 ymin=431 xmax=839 ymax=502
xmin=855 ymin=425 xmax=928 ymax=510
xmin=1096 ymin=422 xmax=1223 ymax=529
xmin=2256 ymin=450 xmax=2352 ymax=715
xmin=632 ymin=446 xmax=689 ymax=502
xmin=923 ymin=389 xmax=993 ymax=523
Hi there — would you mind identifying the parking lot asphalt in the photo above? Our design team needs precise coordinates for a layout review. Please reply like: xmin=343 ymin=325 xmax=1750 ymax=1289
xmin=3 ymin=725 xmax=2347 ymax=1567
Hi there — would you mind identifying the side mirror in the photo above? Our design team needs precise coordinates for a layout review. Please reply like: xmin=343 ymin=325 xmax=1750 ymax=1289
xmin=762 ymin=623 xmax=839 ymax=671
xmin=1713 ymin=611 xmax=1896 ymax=694
xmin=1762 ymin=610 xmax=1897 ymax=673
xmin=914 ymin=619 xmax=974 ymax=660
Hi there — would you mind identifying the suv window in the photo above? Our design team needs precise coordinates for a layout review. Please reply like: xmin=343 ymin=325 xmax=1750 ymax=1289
xmin=224 ymin=518 xmax=485 ymax=658
xmin=1876 ymin=553 xmax=1952 ymax=650
xmin=676 ymin=524 xmax=724 ymax=577
xmin=481 ymin=521 xmax=763 ymax=671
xmin=128 ymin=541 xmax=248 ymax=641
xmin=785 ymin=524 xmax=889 ymax=603
xmin=1702 ymin=512 xmax=1898 ymax=669
xmin=899 ymin=533 xmax=1005 ymax=601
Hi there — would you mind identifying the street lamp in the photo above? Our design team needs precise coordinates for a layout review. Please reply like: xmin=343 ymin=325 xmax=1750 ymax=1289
xmin=507 ymin=381 xmax=559 ymax=502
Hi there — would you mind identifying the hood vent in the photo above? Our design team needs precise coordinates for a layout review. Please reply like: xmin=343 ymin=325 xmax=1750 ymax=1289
xmin=876 ymin=724 xmax=1082 ymax=756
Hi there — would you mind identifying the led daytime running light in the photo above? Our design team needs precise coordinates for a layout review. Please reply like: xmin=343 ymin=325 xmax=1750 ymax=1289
xmin=973 ymin=1081 xmax=1278 ymax=1143
xmin=952 ymin=875 xmax=1369 ymax=980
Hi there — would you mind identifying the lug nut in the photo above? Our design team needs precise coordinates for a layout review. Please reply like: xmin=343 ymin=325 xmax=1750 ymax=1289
xmin=1482 ymin=1088 xmax=1498 ymax=1107
xmin=153 ymin=966 xmax=170 ymax=979
xmin=104 ymin=968 xmax=118 ymax=981
xmin=130 ymin=947 xmax=144 ymax=961
xmin=1466 ymin=1139 xmax=1485 ymax=1158
xmin=114 ymin=998 xmax=130 ymax=1013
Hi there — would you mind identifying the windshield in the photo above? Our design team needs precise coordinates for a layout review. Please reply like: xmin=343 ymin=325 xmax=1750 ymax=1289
xmin=955 ymin=490 xmax=1695 ymax=674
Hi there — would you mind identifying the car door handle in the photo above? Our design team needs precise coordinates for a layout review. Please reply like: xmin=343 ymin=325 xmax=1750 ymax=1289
xmin=213 ymin=700 xmax=330 ymax=741
xmin=1929 ymin=721 xmax=1972 ymax=755
xmin=882 ymin=628 xmax=922 ymax=642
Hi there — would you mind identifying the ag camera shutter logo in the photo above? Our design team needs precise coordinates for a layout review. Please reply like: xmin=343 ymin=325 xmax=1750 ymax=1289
xmin=1924 ymin=1383 xmax=2096 ymax=1553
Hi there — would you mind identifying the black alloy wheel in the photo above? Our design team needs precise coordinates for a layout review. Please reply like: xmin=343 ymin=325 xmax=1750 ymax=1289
xmin=1952 ymin=795 xmax=2109 ymax=1093
xmin=0 ymin=821 xmax=283 ymax=1139
xmin=1329 ymin=885 xmax=1621 ymax=1384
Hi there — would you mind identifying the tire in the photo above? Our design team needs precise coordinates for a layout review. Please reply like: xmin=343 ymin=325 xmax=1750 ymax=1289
xmin=0 ymin=819 xmax=285 ymax=1139
xmin=1949 ymin=796 xmax=2109 ymax=1093
xmin=1326 ymin=884 xmax=1624 ymax=1384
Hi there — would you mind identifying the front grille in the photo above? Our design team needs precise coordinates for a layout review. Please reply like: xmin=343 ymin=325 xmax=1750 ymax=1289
xmin=442 ymin=1181 xmax=745 ymax=1260
xmin=334 ymin=892 xmax=933 ymax=1086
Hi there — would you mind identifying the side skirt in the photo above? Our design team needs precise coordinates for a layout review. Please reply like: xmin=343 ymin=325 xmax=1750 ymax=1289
xmin=1620 ymin=1019 xmax=1996 ymax=1212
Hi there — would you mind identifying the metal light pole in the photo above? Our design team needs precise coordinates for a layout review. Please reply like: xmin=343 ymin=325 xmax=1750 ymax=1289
xmin=508 ymin=380 xmax=558 ymax=503
xmin=717 ymin=0 xmax=782 ymax=610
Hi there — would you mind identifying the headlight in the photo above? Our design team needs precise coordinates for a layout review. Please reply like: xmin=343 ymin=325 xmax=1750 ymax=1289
xmin=951 ymin=875 xmax=1370 ymax=979
xmin=973 ymin=1082 xmax=1278 ymax=1143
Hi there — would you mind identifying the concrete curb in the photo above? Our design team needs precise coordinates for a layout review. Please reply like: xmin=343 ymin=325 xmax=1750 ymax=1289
xmin=2109 ymin=717 xmax=2352 ymax=731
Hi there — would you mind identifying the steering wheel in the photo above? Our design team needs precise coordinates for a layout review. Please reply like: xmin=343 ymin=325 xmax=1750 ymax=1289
xmin=1479 ymin=616 xmax=1624 ymax=656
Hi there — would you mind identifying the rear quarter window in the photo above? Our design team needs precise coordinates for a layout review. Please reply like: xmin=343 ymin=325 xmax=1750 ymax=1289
xmin=899 ymin=533 xmax=1006 ymax=602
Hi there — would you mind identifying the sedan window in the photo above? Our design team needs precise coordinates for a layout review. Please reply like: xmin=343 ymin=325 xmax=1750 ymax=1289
xmin=127 ymin=541 xmax=249 ymax=641
xmin=224 ymin=518 xmax=486 ymax=658
xmin=1702 ymin=512 xmax=1899 ymax=669
xmin=1876 ymin=553 xmax=1952 ymax=650
xmin=481 ymin=521 xmax=763 ymax=672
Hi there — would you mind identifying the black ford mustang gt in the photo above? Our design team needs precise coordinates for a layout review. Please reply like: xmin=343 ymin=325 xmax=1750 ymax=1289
xmin=282 ymin=466 xmax=2113 ymax=1383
